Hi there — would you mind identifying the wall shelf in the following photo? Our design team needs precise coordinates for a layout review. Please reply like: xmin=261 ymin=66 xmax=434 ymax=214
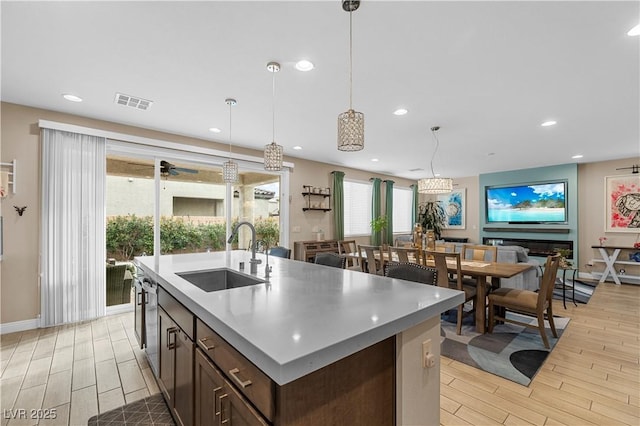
xmin=0 ymin=159 xmax=16 ymax=195
xmin=302 ymin=185 xmax=331 ymax=212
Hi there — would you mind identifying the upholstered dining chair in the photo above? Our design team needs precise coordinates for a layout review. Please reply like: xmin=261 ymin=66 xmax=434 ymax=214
xmin=314 ymin=252 xmax=347 ymax=269
xmin=487 ymin=254 xmax=561 ymax=349
xmin=268 ymin=246 xmax=292 ymax=259
xmin=338 ymin=239 xmax=360 ymax=270
xmin=387 ymin=246 xmax=421 ymax=264
xmin=358 ymin=245 xmax=385 ymax=275
xmin=384 ymin=261 xmax=437 ymax=286
xmin=424 ymin=250 xmax=476 ymax=335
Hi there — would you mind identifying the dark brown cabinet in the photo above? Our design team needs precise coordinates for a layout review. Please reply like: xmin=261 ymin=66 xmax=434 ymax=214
xmin=158 ymin=294 xmax=194 ymax=426
xmin=195 ymin=348 xmax=268 ymax=426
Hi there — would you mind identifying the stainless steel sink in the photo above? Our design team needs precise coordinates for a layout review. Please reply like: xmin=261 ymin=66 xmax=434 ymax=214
xmin=176 ymin=268 xmax=265 ymax=292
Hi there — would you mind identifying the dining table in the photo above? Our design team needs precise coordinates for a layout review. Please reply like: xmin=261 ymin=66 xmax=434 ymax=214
xmin=345 ymin=249 xmax=534 ymax=333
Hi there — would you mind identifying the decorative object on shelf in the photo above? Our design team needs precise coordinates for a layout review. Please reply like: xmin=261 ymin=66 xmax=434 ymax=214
xmin=264 ymin=61 xmax=284 ymax=171
xmin=599 ymin=236 xmax=607 ymax=246
xmin=337 ymin=0 xmax=364 ymax=152
xmin=437 ymin=187 xmax=466 ymax=229
xmin=634 ymin=242 xmax=640 ymax=249
xmin=222 ymin=98 xmax=239 ymax=183
xmin=418 ymin=200 xmax=446 ymax=240
xmin=14 ymin=205 xmax=27 ymax=216
xmin=604 ymin=174 xmax=640 ymax=232
xmin=418 ymin=126 xmax=453 ymax=194
xmin=0 ymin=159 xmax=16 ymax=196
xmin=370 ymin=215 xmax=389 ymax=247
xmin=628 ymin=252 xmax=640 ymax=262
xmin=554 ymin=248 xmax=573 ymax=268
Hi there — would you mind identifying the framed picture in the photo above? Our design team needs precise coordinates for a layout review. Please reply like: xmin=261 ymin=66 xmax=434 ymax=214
xmin=438 ymin=188 xmax=466 ymax=229
xmin=605 ymin=174 xmax=640 ymax=233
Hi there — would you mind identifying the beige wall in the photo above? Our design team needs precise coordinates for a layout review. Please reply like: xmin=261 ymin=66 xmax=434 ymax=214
xmin=0 ymin=102 xmax=415 ymax=324
xmin=2 ymin=101 xmax=638 ymax=325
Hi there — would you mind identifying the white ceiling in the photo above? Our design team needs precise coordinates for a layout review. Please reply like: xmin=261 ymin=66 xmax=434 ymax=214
xmin=2 ymin=1 xmax=639 ymax=179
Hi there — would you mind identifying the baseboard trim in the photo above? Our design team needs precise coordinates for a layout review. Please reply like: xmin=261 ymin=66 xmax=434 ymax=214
xmin=0 ymin=318 xmax=39 ymax=334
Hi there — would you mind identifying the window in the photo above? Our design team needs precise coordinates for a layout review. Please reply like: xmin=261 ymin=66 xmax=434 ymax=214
xmin=344 ymin=180 xmax=372 ymax=236
xmin=392 ymin=187 xmax=413 ymax=233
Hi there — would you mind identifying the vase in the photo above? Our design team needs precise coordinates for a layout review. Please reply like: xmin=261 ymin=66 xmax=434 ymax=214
xmin=425 ymin=230 xmax=436 ymax=251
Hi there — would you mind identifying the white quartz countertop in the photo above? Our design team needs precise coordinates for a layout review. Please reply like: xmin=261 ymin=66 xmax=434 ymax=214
xmin=135 ymin=251 xmax=464 ymax=385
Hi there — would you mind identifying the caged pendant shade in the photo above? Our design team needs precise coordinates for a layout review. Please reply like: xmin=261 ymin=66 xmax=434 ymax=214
xmin=337 ymin=0 xmax=364 ymax=152
xmin=418 ymin=126 xmax=453 ymax=194
xmin=222 ymin=98 xmax=239 ymax=183
xmin=264 ymin=61 xmax=284 ymax=171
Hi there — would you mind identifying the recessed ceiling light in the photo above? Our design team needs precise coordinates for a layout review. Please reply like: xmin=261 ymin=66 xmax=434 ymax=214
xmin=572 ymin=154 xmax=583 ymax=159
xmin=62 ymin=93 xmax=83 ymax=102
xmin=541 ymin=120 xmax=557 ymax=127
xmin=371 ymin=158 xmax=379 ymax=162
xmin=393 ymin=108 xmax=408 ymax=116
xmin=292 ymin=146 xmax=302 ymax=150
xmin=628 ymin=24 xmax=640 ymax=36
xmin=209 ymin=127 xmax=221 ymax=133
xmin=295 ymin=60 xmax=314 ymax=72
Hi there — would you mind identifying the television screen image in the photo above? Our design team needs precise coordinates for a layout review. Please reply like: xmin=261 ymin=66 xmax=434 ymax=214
xmin=486 ymin=182 xmax=567 ymax=223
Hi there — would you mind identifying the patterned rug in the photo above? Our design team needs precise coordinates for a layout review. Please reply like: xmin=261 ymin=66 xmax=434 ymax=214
xmin=87 ymin=393 xmax=174 ymax=425
xmin=440 ymin=310 xmax=569 ymax=386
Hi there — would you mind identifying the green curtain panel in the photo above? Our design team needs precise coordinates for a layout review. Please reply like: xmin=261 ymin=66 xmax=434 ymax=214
xmin=411 ymin=184 xmax=418 ymax=227
xmin=332 ymin=171 xmax=345 ymax=241
xmin=371 ymin=178 xmax=382 ymax=245
xmin=384 ymin=180 xmax=394 ymax=245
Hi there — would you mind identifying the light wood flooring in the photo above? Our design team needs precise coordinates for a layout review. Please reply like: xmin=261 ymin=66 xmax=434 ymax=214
xmin=0 ymin=282 xmax=638 ymax=425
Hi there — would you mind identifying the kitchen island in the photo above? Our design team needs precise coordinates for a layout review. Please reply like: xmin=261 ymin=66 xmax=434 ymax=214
xmin=135 ymin=251 xmax=464 ymax=425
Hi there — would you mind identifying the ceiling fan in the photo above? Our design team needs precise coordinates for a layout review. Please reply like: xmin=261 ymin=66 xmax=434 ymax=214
xmin=160 ymin=160 xmax=198 ymax=176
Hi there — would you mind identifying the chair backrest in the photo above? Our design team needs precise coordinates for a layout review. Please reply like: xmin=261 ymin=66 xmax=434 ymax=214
xmin=388 ymin=246 xmax=421 ymax=263
xmin=338 ymin=240 xmax=357 ymax=255
xmin=106 ymin=263 xmax=127 ymax=284
xmin=539 ymin=254 xmax=561 ymax=309
xmin=434 ymin=242 xmax=456 ymax=253
xmin=358 ymin=244 xmax=383 ymax=274
xmin=269 ymin=246 xmax=291 ymax=259
xmin=384 ymin=261 xmax=437 ymax=285
xmin=314 ymin=252 xmax=347 ymax=269
xmin=462 ymin=244 xmax=498 ymax=262
xmin=424 ymin=250 xmax=462 ymax=290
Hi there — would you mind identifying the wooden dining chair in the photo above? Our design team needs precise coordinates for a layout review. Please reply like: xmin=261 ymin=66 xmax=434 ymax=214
xmin=384 ymin=261 xmax=437 ymax=286
xmin=461 ymin=244 xmax=498 ymax=290
xmin=434 ymin=242 xmax=456 ymax=253
xmin=358 ymin=244 xmax=385 ymax=275
xmin=338 ymin=239 xmax=360 ymax=270
xmin=387 ymin=246 xmax=421 ymax=264
xmin=424 ymin=250 xmax=476 ymax=335
xmin=487 ymin=254 xmax=561 ymax=348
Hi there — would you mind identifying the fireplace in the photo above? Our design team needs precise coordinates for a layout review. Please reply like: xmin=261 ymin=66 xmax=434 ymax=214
xmin=482 ymin=237 xmax=573 ymax=258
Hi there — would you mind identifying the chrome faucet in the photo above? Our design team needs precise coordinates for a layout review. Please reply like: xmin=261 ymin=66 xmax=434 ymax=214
xmin=228 ymin=221 xmax=262 ymax=274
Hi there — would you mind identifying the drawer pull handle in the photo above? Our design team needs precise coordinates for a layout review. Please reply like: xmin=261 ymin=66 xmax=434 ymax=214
xmin=219 ymin=393 xmax=229 ymax=425
xmin=166 ymin=327 xmax=178 ymax=350
xmin=198 ymin=337 xmax=215 ymax=351
xmin=213 ymin=386 xmax=222 ymax=418
xmin=229 ymin=367 xmax=252 ymax=388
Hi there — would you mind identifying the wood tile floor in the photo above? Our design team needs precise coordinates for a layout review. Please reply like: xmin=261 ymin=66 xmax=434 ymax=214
xmin=1 ymin=282 xmax=638 ymax=425
xmin=1 ymin=313 xmax=159 ymax=425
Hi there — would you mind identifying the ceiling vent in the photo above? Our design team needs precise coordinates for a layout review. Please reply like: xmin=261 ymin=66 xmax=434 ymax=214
xmin=114 ymin=93 xmax=153 ymax=111
xmin=408 ymin=168 xmax=424 ymax=172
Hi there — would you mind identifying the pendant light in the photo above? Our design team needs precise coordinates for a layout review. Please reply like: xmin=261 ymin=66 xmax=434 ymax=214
xmin=418 ymin=126 xmax=453 ymax=194
xmin=337 ymin=0 xmax=364 ymax=151
xmin=264 ymin=61 xmax=284 ymax=171
xmin=222 ymin=98 xmax=239 ymax=183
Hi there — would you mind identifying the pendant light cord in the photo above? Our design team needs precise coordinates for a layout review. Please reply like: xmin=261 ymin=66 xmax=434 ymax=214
xmin=430 ymin=127 xmax=440 ymax=178
xmin=228 ymin=102 xmax=232 ymax=158
xmin=349 ymin=8 xmax=353 ymax=110
xmin=272 ymin=67 xmax=276 ymax=142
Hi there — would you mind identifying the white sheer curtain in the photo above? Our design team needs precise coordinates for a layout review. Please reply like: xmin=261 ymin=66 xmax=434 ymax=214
xmin=41 ymin=128 xmax=106 ymax=326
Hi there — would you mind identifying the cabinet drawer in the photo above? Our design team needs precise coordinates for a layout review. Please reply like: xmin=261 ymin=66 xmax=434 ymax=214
xmin=196 ymin=319 xmax=275 ymax=422
xmin=158 ymin=286 xmax=194 ymax=340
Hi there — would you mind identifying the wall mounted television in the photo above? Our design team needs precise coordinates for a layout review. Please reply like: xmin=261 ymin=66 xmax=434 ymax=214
xmin=485 ymin=181 xmax=567 ymax=224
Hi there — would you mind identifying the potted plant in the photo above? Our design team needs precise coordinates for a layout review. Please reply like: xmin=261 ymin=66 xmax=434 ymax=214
xmin=554 ymin=248 xmax=573 ymax=268
xmin=418 ymin=201 xmax=447 ymax=240
xmin=370 ymin=215 xmax=389 ymax=248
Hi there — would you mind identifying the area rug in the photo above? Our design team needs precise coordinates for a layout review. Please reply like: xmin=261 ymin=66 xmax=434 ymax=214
xmin=87 ymin=393 xmax=174 ymax=425
xmin=440 ymin=310 xmax=569 ymax=386
xmin=553 ymin=277 xmax=596 ymax=305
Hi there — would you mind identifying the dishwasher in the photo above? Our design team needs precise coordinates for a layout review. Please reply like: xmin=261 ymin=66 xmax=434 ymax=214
xmin=141 ymin=276 xmax=159 ymax=376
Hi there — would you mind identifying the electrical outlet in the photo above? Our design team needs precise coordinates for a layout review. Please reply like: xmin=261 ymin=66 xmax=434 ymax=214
xmin=422 ymin=339 xmax=435 ymax=368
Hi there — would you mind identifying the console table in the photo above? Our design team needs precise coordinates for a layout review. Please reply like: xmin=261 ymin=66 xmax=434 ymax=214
xmin=590 ymin=246 xmax=640 ymax=285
